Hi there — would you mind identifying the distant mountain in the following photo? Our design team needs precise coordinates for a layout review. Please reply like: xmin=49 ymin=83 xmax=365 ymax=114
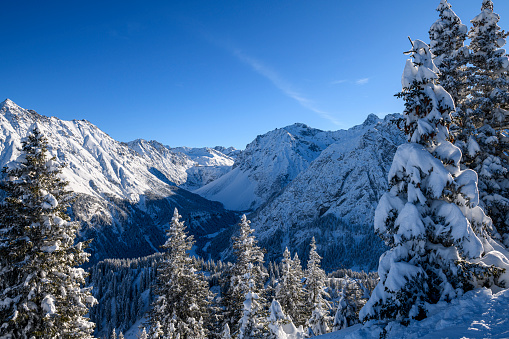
xmin=252 ymin=115 xmax=405 ymax=270
xmin=0 ymin=99 xmax=238 ymax=265
xmin=195 ymin=123 xmax=347 ymax=211
xmin=0 ymin=98 xmax=405 ymax=271
xmin=197 ymin=114 xmax=405 ymax=270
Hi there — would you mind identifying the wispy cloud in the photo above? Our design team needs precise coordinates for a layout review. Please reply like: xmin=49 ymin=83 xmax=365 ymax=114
xmin=331 ymin=79 xmax=347 ymax=85
xmin=193 ymin=26 xmax=341 ymax=126
xmin=232 ymin=50 xmax=342 ymax=126
xmin=356 ymin=78 xmax=370 ymax=85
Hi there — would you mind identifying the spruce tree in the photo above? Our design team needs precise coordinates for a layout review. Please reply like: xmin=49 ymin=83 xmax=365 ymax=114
xmin=267 ymin=299 xmax=303 ymax=339
xmin=360 ymin=39 xmax=506 ymax=323
xmin=332 ymin=287 xmax=356 ymax=331
xmin=429 ymin=0 xmax=469 ymax=107
xmin=148 ymin=208 xmax=212 ymax=338
xmin=463 ymin=0 xmax=509 ymax=242
xmin=305 ymin=237 xmax=330 ymax=336
xmin=223 ymin=215 xmax=268 ymax=338
xmin=275 ymin=248 xmax=306 ymax=327
xmin=0 ymin=128 xmax=96 ymax=338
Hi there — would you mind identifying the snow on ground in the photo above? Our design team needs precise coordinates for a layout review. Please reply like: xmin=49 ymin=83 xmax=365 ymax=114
xmin=317 ymin=288 xmax=509 ymax=338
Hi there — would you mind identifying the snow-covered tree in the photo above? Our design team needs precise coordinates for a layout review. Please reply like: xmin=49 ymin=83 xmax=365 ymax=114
xmin=138 ymin=328 xmax=148 ymax=339
xmin=429 ymin=0 xmax=469 ymax=108
xmin=332 ymin=287 xmax=357 ymax=331
xmin=275 ymin=248 xmax=306 ymax=327
xmin=463 ymin=0 xmax=509 ymax=242
xmin=305 ymin=237 xmax=331 ymax=336
xmin=0 ymin=128 xmax=96 ymax=338
xmin=223 ymin=215 xmax=268 ymax=337
xmin=360 ymin=39 xmax=507 ymax=323
xmin=148 ymin=208 xmax=212 ymax=338
xmin=267 ymin=299 xmax=304 ymax=339
xmin=220 ymin=323 xmax=231 ymax=339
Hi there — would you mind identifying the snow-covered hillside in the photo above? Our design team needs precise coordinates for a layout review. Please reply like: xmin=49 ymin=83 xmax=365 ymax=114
xmin=317 ymin=288 xmax=509 ymax=338
xmin=0 ymin=99 xmax=238 ymax=265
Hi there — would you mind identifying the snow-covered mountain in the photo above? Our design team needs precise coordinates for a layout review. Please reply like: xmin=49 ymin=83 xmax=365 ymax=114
xmin=0 ymin=98 xmax=406 ymax=270
xmin=0 ymin=99 xmax=238 ymax=265
xmin=195 ymin=123 xmax=348 ymax=211
xmin=196 ymin=114 xmax=405 ymax=270
xmin=252 ymin=115 xmax=405 ymax=270
xmin=126 ymin=140 xmax=235 ymax=190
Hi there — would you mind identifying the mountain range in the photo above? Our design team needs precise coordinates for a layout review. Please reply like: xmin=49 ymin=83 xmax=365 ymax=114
xmin=0 ymin=99 xmax=404 ymax=269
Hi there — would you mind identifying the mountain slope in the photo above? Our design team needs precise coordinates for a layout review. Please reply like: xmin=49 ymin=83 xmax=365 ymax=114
xmin=0 ymin=99 xmax=238 ymax=265
xmin=195 ymin=122 xmax=370 ymax=211
xmin=252 ymin=115 xmax=405 ymax=270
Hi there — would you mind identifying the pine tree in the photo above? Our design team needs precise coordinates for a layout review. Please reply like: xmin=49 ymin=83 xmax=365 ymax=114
xmin=148 ymin=208 xmax=212 ymax=338
xmin=332 ymin=287 xmax=356 ymax=331
xmin=0 ymin=128 xmax=96 ymax=338
xmin=223 ymin=215 xmax=268 ymax=338
xmin=267 ymin=299 xmax=304 ymax=339
xmin=360 ymin=39 xmax=506 ymax=323
xmin=463 ymin=0 xmax=509 ymax=242
xmin=275 ymin=248 xmax=306 ymax=327
xmin=305 ymin=237 xmax=331 ymax=336
xmin=429 ymin=0 xmax=469 ymax=107
xmin=138 ymin=328 xmax=148 ymax=339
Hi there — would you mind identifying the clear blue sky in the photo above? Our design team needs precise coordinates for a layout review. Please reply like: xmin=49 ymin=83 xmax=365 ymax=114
xmin=1 ymin=0 xmax=508 ymax=149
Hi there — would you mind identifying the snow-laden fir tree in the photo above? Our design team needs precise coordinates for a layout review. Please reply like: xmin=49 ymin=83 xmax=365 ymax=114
xmin=0 ymin=128 xmax=96 ymax=338
xmin=332 ymin=284 xmax=358 ymax=331
xmin=275 ymin=248 xmax=306 ymax=327
xmin=148 ymin=208 xmax=212 ymax=338
xmin=360 ymin=39 xmax=509 ymax=323
xmin=220 ymin=323 xmax=231 ymax=339
xmin=267 ymin=299 xmax=304 ymax=339
xmin=305 ymin=237 xmax=331 ymax=336
xmin=463 ymin=0 xmax=509 ymax=242
xmin=223 ymin=215 xmax=268 ymax=338
xmin=138 ymin=328 xmax=148 ymax=339
xmin=429 ymin=0 xmax=469 ymax=108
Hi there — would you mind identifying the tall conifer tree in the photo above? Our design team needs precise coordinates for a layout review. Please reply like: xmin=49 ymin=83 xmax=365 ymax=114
xmin=149 ymin=208 xmax=211 ymax=338
xmin=429 ymin=0 xmax=469 ymax=107
xmin=360 ymin=39 xmax=506 ymax=323
xmin=305 ymin=237 xmax=330 ymax=336
xmin=463 ymin=0 xmax=509 ymax=242
xmin=275 ymin=248 xmax=306 ymax=327
xmin=223 ymin=215 xmax=268 ymax=338
xmin=0 ymin=128 xmax=96 ymax=338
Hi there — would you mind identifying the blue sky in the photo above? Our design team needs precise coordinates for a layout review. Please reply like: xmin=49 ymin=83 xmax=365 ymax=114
xmin=1 ymin=0 xmax=508 ymax=149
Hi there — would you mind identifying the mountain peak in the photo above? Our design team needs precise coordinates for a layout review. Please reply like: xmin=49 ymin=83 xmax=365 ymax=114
xmin=363 ymin=113 xmax=380 ymax=126
xmin=1 ymin=98 xmax=19 ymax=110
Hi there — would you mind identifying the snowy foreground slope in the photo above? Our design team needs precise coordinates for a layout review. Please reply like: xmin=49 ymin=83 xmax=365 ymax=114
xmin=317 ymin=288 xmax=509 ymax=339
xmin=0 ymin=99 xmax=238 ymax=265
